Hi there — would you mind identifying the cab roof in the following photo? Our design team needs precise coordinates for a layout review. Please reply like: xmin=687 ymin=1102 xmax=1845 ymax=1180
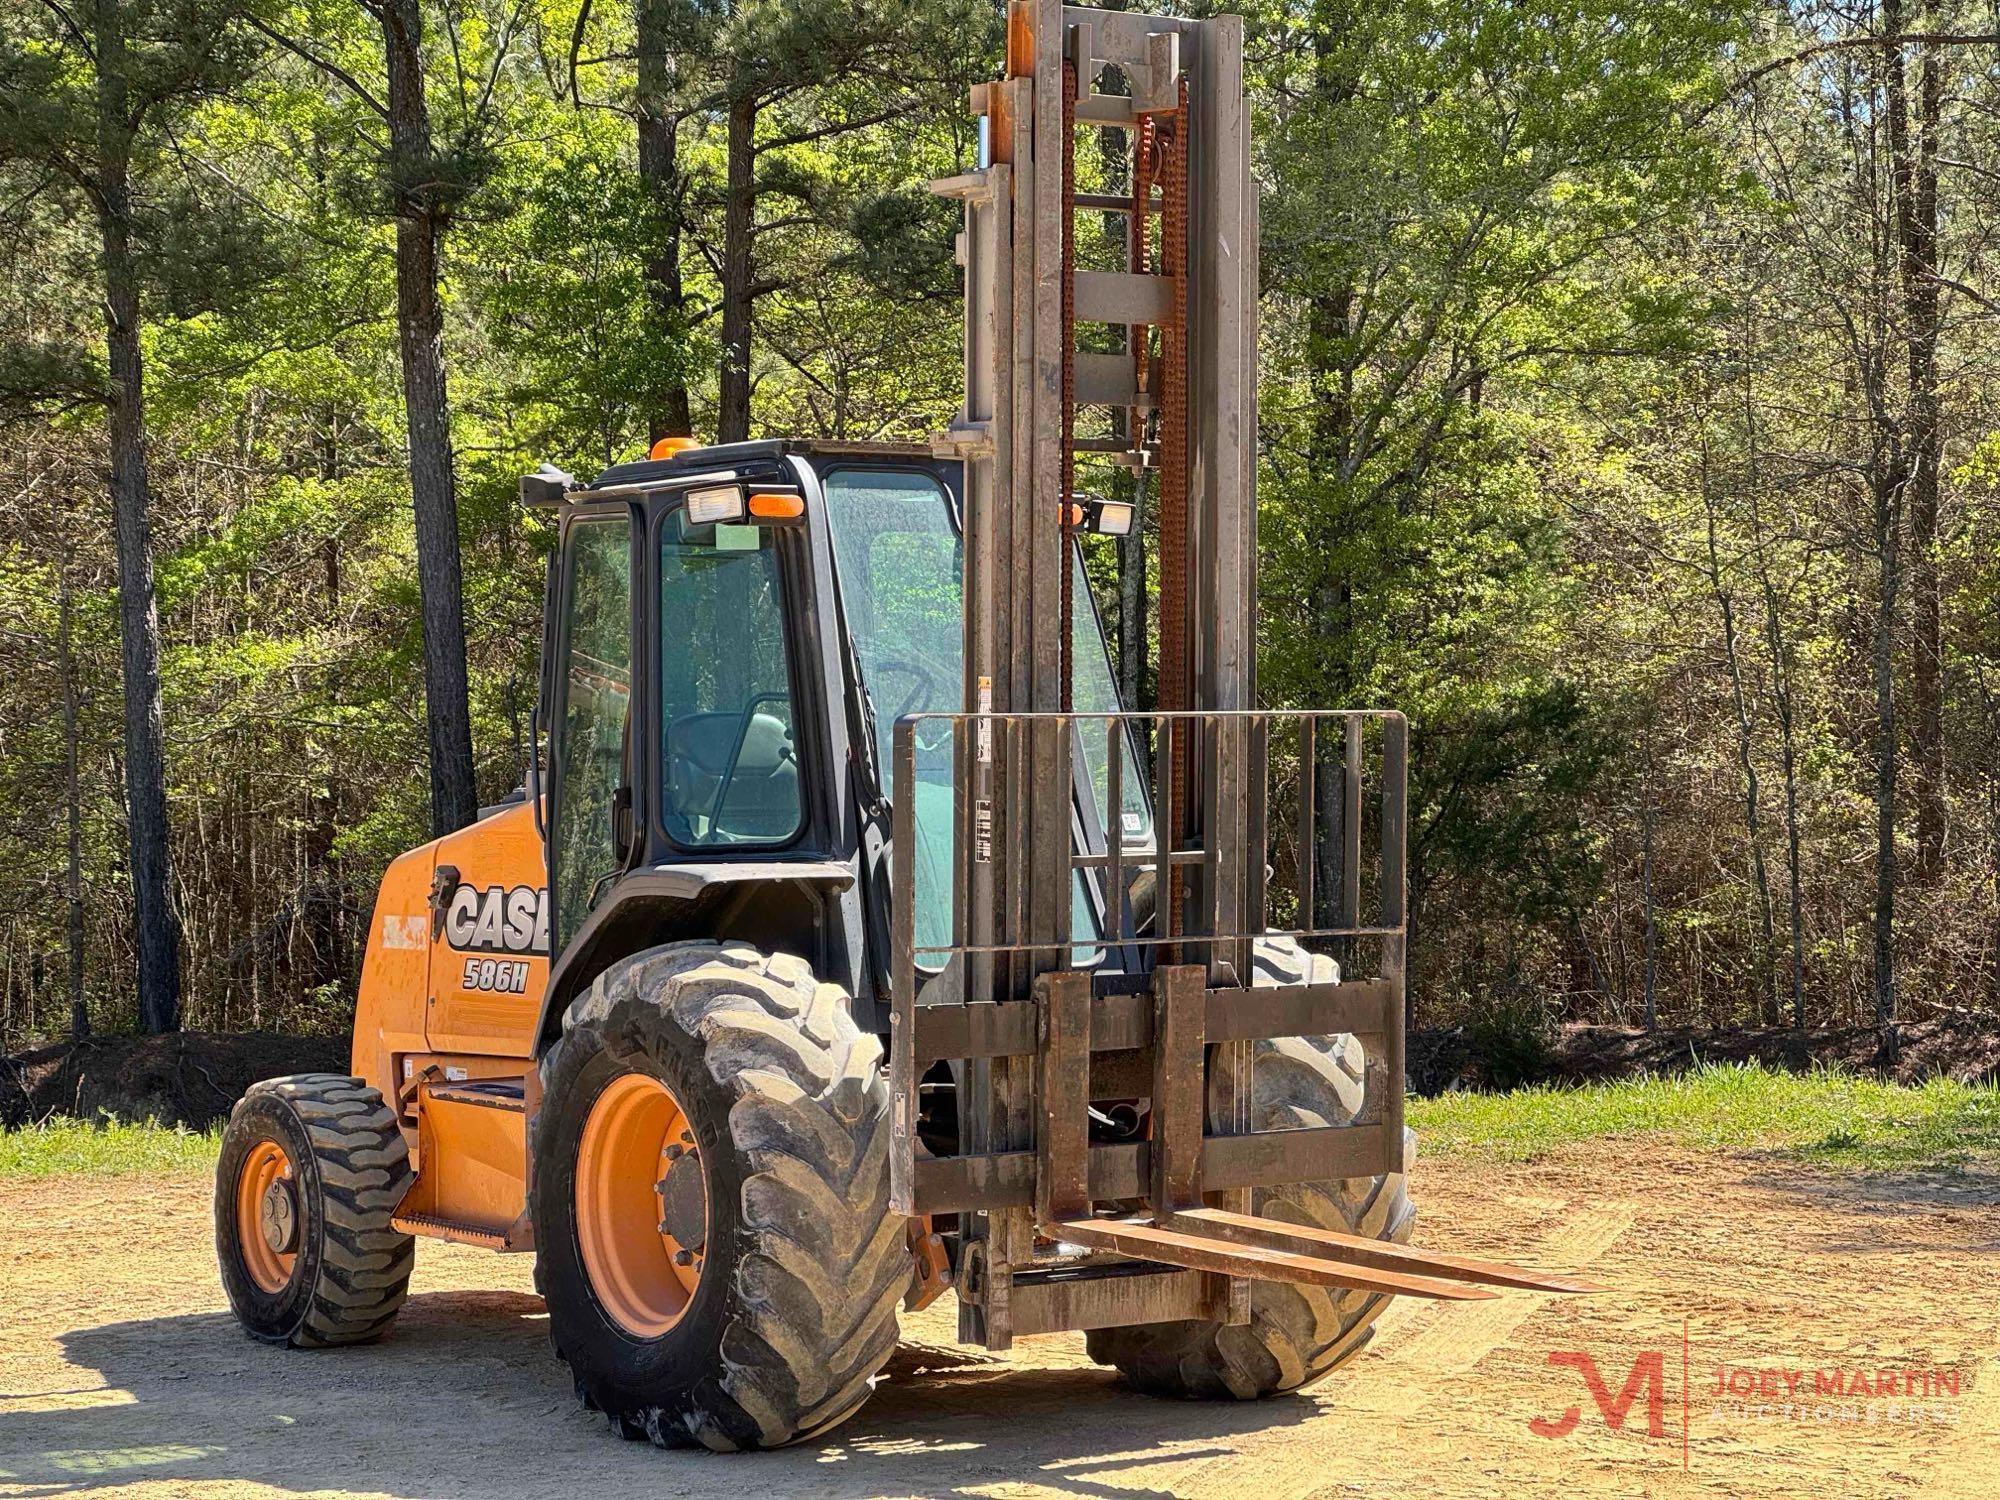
xmin=585 ymin=438 xmax=934 ymax=494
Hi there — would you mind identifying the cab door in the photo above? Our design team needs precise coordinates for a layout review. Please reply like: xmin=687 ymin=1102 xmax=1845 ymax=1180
xmin=546 ymin=508 xmax=636 ymax=951
xmin=424 ymin=507 xmax=631 ymax=1056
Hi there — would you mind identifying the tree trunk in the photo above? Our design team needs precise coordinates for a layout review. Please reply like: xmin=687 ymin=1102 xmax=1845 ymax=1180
xmin=1640 ymin=767 xmax=1659 ymax=1031
xmin=1990 ymin=759 xmax=2000 ymax=1008
xmin=1753 ymin=534 xmax=1808 ymax=1030
xmin=635 ymin=0 xmax=693 ymax=440
xmin=1304 ymin=286 xmax=1355 ymax=931
xmin=1870 ymin=460 xmax=1901 ymax=1039
xmin=1740 ymin=334 xmax=1809 ymax=1031
xmin=381 ymin=0 xmax=478 ymax=837
xmin=1873 ymin=2 xmax=1919 ymax=1049
xmin=320 ymin=414 xmax=343 ymax=602
xmin=1702 ymin=475 xmax=1779 ymax=1026
xmin=1767 ymin=597 xmax=1807 ymax=1031
xmin=1308 ymin=575 xmax=1355 ymax=935
xmin=1887 ymin=8 xmax=1946 ymax=886
xmin=1117 ymin=473 xmax=1147 ymax=722
xmin=717 ymin=84 xmax=758 ymax=443
xmin=1299 ymin=17 xmax=1363 ymax=935
xmin=1313 ymin=723 xmax=1341 ymax=932
xmin=58 ymin=552 xmax=89 ymax=1043
xmin=95 ymin=38 xmax=182 ymax=1035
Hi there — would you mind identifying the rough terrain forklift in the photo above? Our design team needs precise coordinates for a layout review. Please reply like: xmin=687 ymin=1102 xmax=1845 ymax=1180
xmin=214 ymin=0 xmax=1593 ymax=1452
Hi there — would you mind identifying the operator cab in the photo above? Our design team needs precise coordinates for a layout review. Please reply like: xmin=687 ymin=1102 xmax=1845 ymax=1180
xmin=530 ymin=439 xmax=1149 ymax=1029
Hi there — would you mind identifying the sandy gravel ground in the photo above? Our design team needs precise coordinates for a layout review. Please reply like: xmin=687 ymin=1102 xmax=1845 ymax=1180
xmin=2 ymin=1143 xmax=1995 ymax=1499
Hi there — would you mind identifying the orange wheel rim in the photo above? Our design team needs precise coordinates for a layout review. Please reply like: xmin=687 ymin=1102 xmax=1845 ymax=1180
xmin=235 ymin=1139 xmax=299 ymax=1294
xmin=575 ymin=1073 xmax=708 ymax=1338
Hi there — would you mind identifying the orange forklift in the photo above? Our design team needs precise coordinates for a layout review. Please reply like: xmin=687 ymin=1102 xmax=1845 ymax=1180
xmin=214 ymin=0 xmax=1593 ymax=1452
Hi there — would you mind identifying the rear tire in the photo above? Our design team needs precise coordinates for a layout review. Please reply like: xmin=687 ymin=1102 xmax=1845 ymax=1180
xmin=1086 ymin=939 xmax=1416 ymax=1398
xmin=214 ymin=1074 xmax=416 ymax=1348
xmin=532 ymin=941 xmax=909 ymax=1451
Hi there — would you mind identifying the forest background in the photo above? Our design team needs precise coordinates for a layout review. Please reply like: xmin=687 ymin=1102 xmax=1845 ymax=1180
xmin=3 ymin=0 xmax=1997 ymax=1058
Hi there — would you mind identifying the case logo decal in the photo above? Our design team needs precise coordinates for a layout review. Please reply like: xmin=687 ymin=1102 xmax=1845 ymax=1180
xmin=441 ymin=883 xmax=550 ymax=956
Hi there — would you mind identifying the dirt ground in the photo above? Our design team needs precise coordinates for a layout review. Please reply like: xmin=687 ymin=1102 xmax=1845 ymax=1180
xmin=2 ymin=1143 xmax=1995 ymax=1499
xmin=1 ymin=1035 xmax=350 ymax=1131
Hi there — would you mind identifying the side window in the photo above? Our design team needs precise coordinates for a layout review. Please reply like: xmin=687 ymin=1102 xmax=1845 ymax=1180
xmin=658 ymin=512 xmax=803 ymax=846
xmin=1069 ymin=550 xmax=1152 ymax=847
xmin=822 ymin=470 xmax=962 ymax=956
xmin=553 ymin=516 xmax=632 ymax=945
xmin=823 ymin=468 xmax=1112 ymax=962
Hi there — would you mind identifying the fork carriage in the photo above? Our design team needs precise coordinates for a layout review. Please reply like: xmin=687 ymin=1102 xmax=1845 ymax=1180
xmin=888 ymin=707 xmax=1425 ymax=1348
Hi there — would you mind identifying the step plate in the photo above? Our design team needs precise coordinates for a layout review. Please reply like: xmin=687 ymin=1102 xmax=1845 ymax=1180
xmin=391 ymin=1211 xmax=509 ymax=1250
xmin=425 ymin=1079 xmax=525 ymax=1112
xmin=1168 ymin=1206 xmax=1606 ymax=1295
xmin=1050 ymin=1218 xmax=1497 ymax=1301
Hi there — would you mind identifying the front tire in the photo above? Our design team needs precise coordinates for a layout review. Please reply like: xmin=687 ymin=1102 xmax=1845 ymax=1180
xmin=214 ymin=1074 xmax=416 ymax=1348
xmin=532 ymin=941 xmax=909 ymax=1451
xmin=1086 ymin=939 xmax=1416 ymax=1398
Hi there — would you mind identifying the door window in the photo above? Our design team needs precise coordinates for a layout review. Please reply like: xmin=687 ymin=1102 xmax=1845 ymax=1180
xmin=553 ymin=516 xmax=632 ymax=944
xmin=657 ymin=512 xmax=803 ymax=846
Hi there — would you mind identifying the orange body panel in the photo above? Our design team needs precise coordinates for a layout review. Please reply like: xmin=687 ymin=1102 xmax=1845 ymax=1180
xmin=351 ymin=841 xmax=436 ymax=1101
xmin=353 ymin=798 xmax=550 ymax=1245
xmin=394 ymin=1086 xmax=531 ymax=1246
xmin=425 ymin=800 xmax=551 ymax=1058
xmin=352 ymin=798 xmax=549 ymax=1094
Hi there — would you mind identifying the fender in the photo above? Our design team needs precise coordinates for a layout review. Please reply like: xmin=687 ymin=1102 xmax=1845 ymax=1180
xmin=533 ymin=858 xmax=857 ymax=1051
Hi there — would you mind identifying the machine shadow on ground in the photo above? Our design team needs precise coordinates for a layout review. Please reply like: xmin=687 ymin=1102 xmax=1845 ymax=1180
xmin=1740 ymin=1163 xmax=2000 ymax=1253
xmin=2 ymin=1291 xmax=1314 ymax=1500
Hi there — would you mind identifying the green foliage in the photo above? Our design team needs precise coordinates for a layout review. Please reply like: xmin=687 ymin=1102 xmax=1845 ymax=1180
xmin=1251 ymin=1 xmax=1754 ymax=995
xmin=1411 ymin=1063 xmax=2000 ymax=1172
xmin=843 ymin=186 xmax=962 ymax=303
xmin=1460 ymin=982 xmax=1557 ymax=1091
xmin=0 ymin=0 xmax=279 ymax=313
xmin=469 ymin=133 xmax=689 ymax=468
xmin=1418 ymin=678 xmax=1620 ymax=926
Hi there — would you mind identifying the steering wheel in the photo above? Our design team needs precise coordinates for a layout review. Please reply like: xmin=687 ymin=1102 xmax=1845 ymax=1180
xmin=870 ymin=652 xmax=953 ymax=724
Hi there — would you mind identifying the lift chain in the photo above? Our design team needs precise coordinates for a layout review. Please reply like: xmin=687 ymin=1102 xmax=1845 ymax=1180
xmin=1157 ymin=79 xmax=1190 ymax=953
xmin=1060 ymin=56 xmax=1078 ymax=714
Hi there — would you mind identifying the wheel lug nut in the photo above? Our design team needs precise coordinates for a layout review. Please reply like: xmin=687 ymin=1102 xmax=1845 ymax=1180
xmin=673 ymin=1249 xmax=693 ymax=1266
xmin=665 ymin=1143 xmax=683 ymax=1160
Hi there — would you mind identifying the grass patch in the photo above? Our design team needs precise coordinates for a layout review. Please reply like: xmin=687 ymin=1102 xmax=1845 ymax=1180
xmin=0 ymin=1116 xmax=221 ymax=1179
xmin=1410 ymin=1061 xmax=2000 ymax=1170
xmin=4 ymin=1063 xmax=1996 ymax=1179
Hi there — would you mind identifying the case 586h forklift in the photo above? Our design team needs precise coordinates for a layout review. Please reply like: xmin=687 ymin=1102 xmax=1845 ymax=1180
xmin=215 ymin=0 xmax=1594 ymax=1452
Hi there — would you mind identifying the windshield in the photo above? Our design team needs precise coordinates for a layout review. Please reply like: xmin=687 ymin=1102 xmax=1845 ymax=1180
xmin=822 ymin=468 xmax=1149 ymax=961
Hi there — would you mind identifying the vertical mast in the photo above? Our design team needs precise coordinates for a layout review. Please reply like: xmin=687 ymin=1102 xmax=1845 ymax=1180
xmin=933 ymin=1 xmax=1258 ymax=988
